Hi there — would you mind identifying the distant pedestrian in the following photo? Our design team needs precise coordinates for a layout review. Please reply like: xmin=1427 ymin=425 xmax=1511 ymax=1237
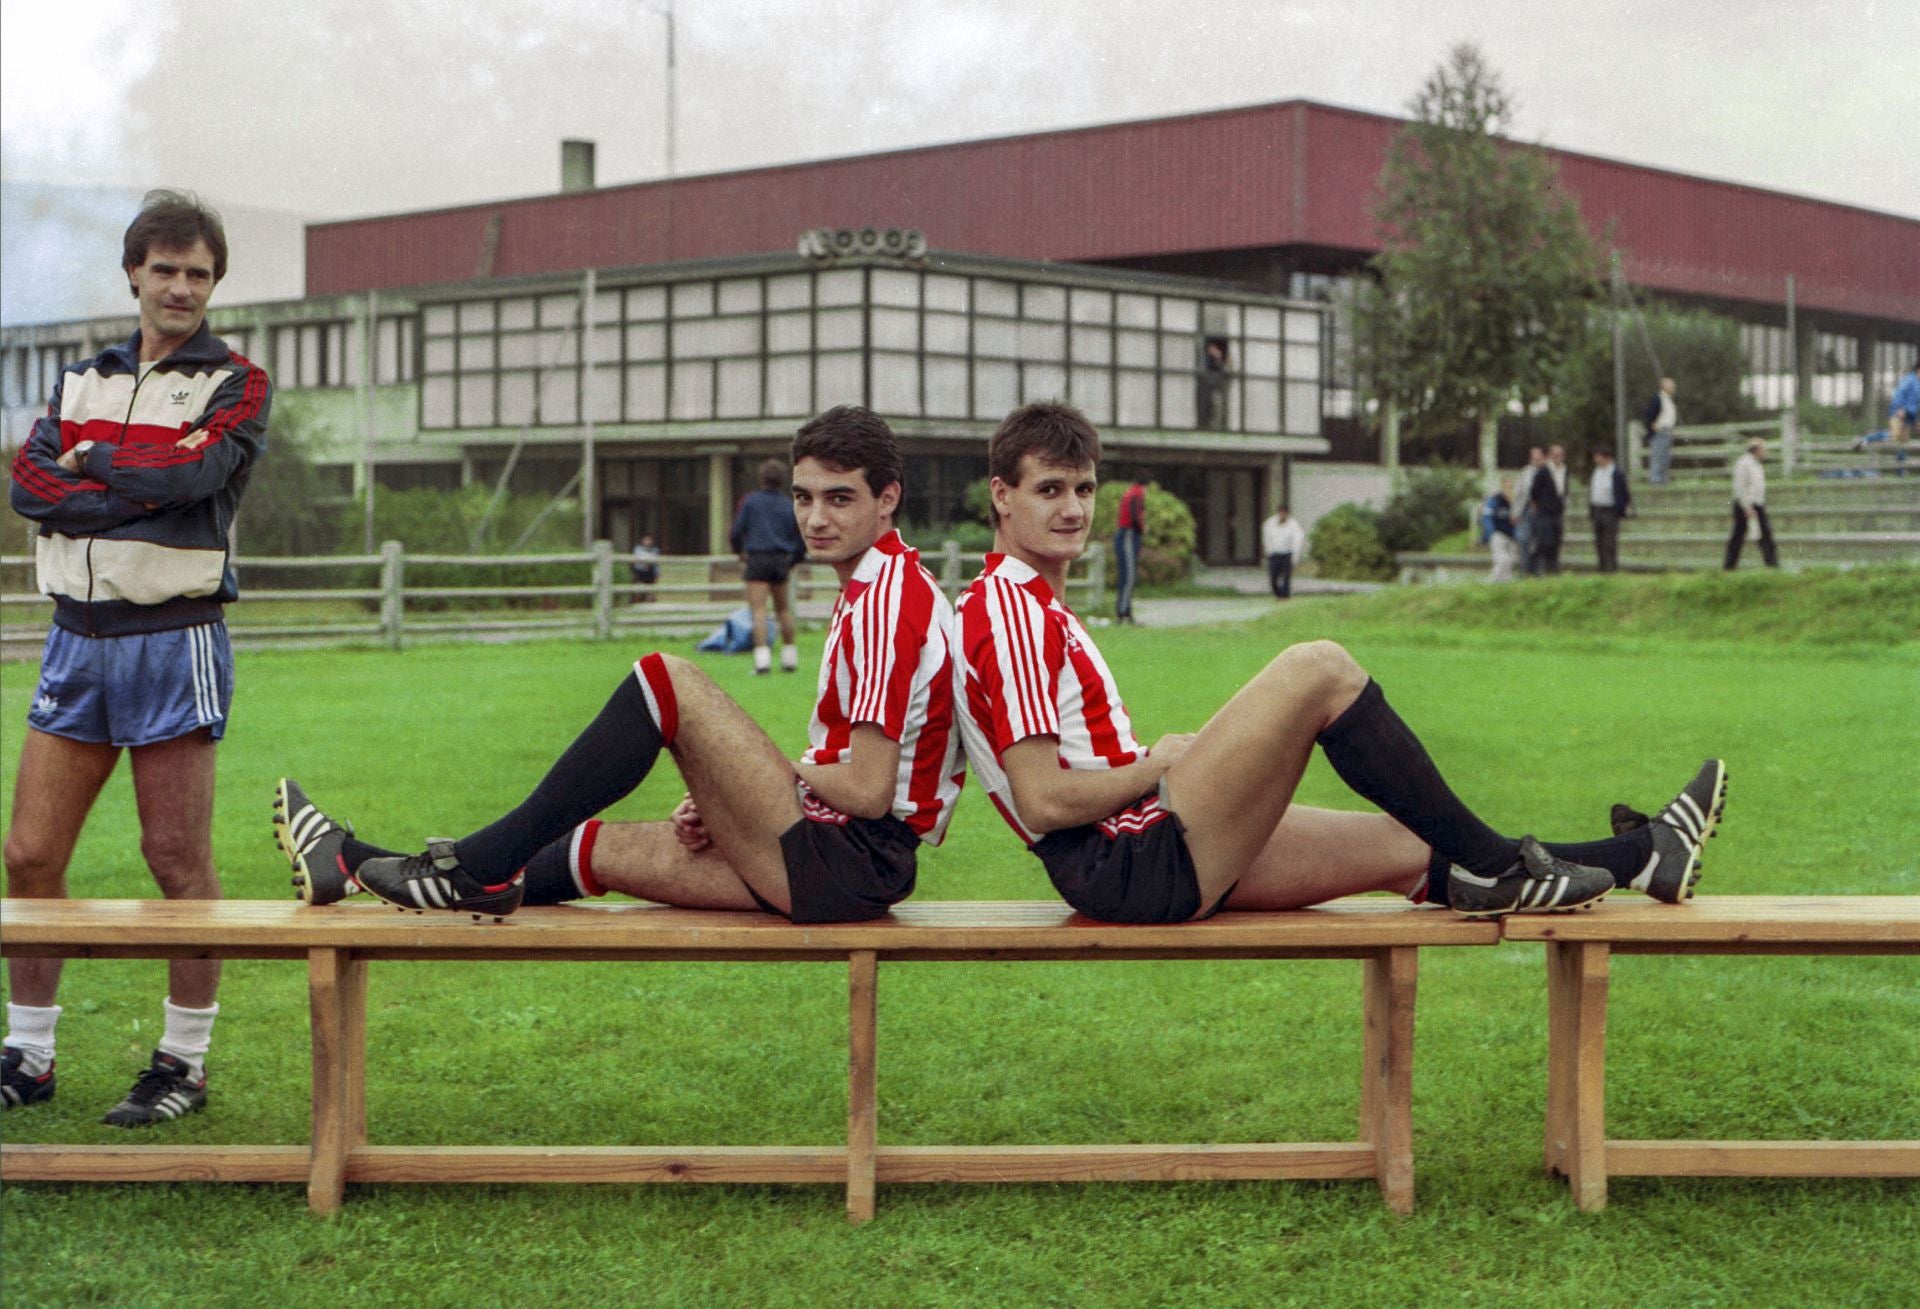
xmin=1587 ymin=448 xmax=1632 ymax=574
xmin=1260 ymin=506 xmax=1305 ymax=599
xmin=1196 ymin=339 xmax=1230 ymax=429
xmin=1514 ymin=446 xmax=1545 ymax=574
xmin=1724 ymin=438 xmax=1778 ymax=570
xmin=1114 ymin=471 xmax=1148 ymax=623
xmin=1888 ymin=357 xmax=1919 ymax=448
xmin=629 ymin=533 xmax=661 ymax=604
xmin=730 ymin=458 xmax=805 ymax=673
xmin=1480 ymin=477 xmax=1519 ymax=582
xmin=1527 ymin=444 xmax=1569 ymax=576
xmin=1643 ymin=377 xmax=1678 ymax=485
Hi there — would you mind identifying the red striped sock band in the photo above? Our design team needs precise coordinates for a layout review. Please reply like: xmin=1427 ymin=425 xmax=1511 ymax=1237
xmin=570 ymin=819 xmax=605 ymax=898
xmin=634 ymin=652 xmax=678 ymax=746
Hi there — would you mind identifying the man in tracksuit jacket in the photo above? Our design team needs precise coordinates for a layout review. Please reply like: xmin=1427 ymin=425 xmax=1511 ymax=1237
xmin=3 ymin=190 xmax=271 ymax=1127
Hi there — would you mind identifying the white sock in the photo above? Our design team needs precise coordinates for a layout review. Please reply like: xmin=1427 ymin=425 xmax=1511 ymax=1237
xmin=157 ymin=999 xmax=219 ymax=1077
xmin=5 ymin=1003 xmax=61 ymax=1075
xmin=780 ymin=643 xmax=799 ymax=671
xmin=753 ymin=645 xmax=772 ymax=672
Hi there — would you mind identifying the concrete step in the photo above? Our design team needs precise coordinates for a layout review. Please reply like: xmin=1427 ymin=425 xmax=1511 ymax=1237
xmin=1628 ymin=508 xmax=1920 ymax=532
xmin=1597 ymin=532 xmax=1920 ymax=563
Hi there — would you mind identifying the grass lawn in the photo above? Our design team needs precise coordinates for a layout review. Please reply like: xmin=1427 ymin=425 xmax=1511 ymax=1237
xmin=2 ymin=583 xmax=1916 ymax=1307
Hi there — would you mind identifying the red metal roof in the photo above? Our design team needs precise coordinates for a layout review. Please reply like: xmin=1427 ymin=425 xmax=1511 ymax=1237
xmin=306 ymin=100 xmax=1919 ymax=325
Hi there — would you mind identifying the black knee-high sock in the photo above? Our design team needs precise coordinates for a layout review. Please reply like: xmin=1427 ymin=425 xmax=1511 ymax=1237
xmin=1316 ymin=679 xmax=1520 ymax=879
xmin=454 ymin=676 xmax=663 ymax=882
xmin=1539 ymin=828 xmax=1656 ymax=887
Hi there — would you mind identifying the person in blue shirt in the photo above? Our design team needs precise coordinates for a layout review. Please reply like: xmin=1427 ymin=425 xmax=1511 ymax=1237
xmin=1889 ymin=358 xmax=1919 ymax=448
xmin=729 ymin=458 xmax=806 ymax=673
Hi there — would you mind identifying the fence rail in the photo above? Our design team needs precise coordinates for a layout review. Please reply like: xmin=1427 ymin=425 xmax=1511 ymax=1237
xmin=1 ymin=541 xmax=1106 ymax=652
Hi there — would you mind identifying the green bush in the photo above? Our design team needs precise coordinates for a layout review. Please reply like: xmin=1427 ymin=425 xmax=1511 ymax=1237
xmin=1378 ymin=465 xmax=1480 ymax=553
xmin=1309 ymin=503 xmax=1396 ymax=581
xmin=234 ymin=394 xmax=343 ymax=558
xmin=344 ymin=485 xmax=586 ymax=608
xmin=1091 ymin=482 xmax=1197 ymax=585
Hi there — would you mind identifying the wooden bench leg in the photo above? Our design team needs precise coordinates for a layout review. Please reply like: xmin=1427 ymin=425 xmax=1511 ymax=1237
xmin=1362 ymin=946 xmax=1417 ymax=1214
xmin=343 ymin=953 xmax=369 ymax=1151
xmin=308 ymin=947 xmax=352 ymax=1215
xmin=1545 ymin=941 xmax=1611 ymax=1211
xmin=847 ymin=949 xmax=878 ymax=1225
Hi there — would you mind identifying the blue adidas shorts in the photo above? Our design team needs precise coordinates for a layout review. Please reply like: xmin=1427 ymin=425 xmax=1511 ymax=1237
xmin=28 ymin=622 xmax=234 ymax=748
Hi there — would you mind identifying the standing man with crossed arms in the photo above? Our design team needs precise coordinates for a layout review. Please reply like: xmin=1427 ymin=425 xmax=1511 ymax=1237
xmin=951 ymin=402 xmax=1726 ymax=925
xmin=5 ymin=191 xmax=271 ymax=1124
xmin=276 ymin=406 xmax=962 ymax=922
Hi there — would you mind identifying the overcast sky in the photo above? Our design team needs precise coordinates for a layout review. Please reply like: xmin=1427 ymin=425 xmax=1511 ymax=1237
xmin=3 ymin=0 xmax=1914 ymax=321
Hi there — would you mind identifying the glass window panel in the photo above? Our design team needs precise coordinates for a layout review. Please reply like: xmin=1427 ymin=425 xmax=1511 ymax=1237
xmin=459 ymin=336 xmax=495 ymax=370
xmin=1244 ymin=379 xmax=1280 ymax=432
xmin=624 ymin=363 xmax=666 ymax=420
xmin=1070 ymin=326 xmax=1112 ymax=366
xmin=1022 ymin=365 xmax=1066 ymax=404
xmin=1284 ymin=311 xmax=1319 ymax=343
xmin=497 ymin=299 xmax=533 ymax=330
xmin=670 ymin=361 xmax=713 ymax=420
xmin=540 ymin=369 xmax=577 ymax=424
xmin=671 ymin=281 xmax=714 ymax=318
xmin=816 ymin=269 xmax=863 ymax=307
xmin=587 ymin=326 xmax=620 ymax=364
xmin=767 ymin=312 xmax=811 ymax=353
xmin=767 ymin=273 xmax=811 ymax=311
xmin=626 ymin=286 xmax=666 ymax=320
xmin=1116 ymin=329 xmax=1156 ymax=368
xmin=535 ymin=328 xmax=577 ymax=365
xmin=499 ymin=371 xmax=536 ymax=425
xmin=973 ymin=361 xmax=1017 ymax=416
xmin=499 ymin=333 xmax=538 ymax=368
xmin=816 ymin=308 xmax=863 ymax=351
xmin=299 ymin=327 xmax=322 ymax=386
xmin=1202 ymin=303 xmax=1241 ymax=337
xmin=871 ymin=352 xmax=920 ymax=415
xmin=272 ymin=330 xmax=298 ymax=382
xmin=975 ymin=279 xmax=1018 ymax=316
xmin=1284 ymin=382 xmax=1320 ymax=435
xmin=716 ymin=358 xmax=761 ymax=417
xmin=924 ymin=312 xmax=968 ymax=354
xmin=1022 ymin=285 xmax=1066 ymax=320
xmin=587 ymin=364 xmax=621 ymax=423
xmin=337 ymin=323 xmax=362 ymax=387
xmin=766 ymin=356 xmax=811 ymax=414
xmin=676 ymin=317 xmax=759 ymax=356
xmin=592 ymin=289 xmax=622 ymax=324
xmin=974 ymin=318 xmax=1018 ymax=357
xmin=423 ymin=305 xmax=455 ymax=334
xmin=459 ymin=374 xmax=495 ymax=426
xmin=814 ymin=351 xmax=862 ymax=407
xmin=422 ymin=376 xmax=455 ymax=427
xmin=459 ymin=301 xmax=497 ymax=332
xmin=1242 ymin=340 xmax=1280 ymax=376
xmin=924 ymin=274 xmax=968 ymax=313
xmin=872 ymin=307 xmax=918 ymax=350
xmin=1161 ymin=335 xmax=1199 ymax=370
xmin=871 ymin=269 xmax=920 ymax=308
xmin=1116 ymin=293 xmax=1156 ymax=328
xmin=1070 ymin=367 xmax=1113 ymax=424
xmin=1159 ymin=298 xmax=1198 ymax=332
xmin=1070 ymin=289 xmax=1114 ymax=324
xmin=1245 ymin=306 xmax=1281 ymax=339
xmin=718 ymin=278 xmax=762 ymax=314
xmin=424 ymin=338 xmax=456 ymax=373
xmin=377 ymin=320 xmax=399 ymax=382
xmin=1116 ymin=371 xmax=1156 ymax=426
xmin=1284 ymin=343 xmax=1319 ymax=379
xmin=1019 ymin=321 xmax=1066 ymax=361
xmin=624 ymin=323 xmax=666 ymax=361
xmin=1159 ymin=375 xmax=1196 ymax=428
xmin=925 ymin=358 xmax=969 ymax=417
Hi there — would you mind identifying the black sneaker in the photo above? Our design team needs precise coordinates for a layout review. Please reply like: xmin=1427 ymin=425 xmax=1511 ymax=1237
xmin=1447 ymin=836 xmax=1614 ymax=919
xmin=2 ymin=1046 xmax=55 ymax=1109
xmin=101 ymin=1051 xmax=206 ymax=1127
xmin=355 ymin=840 xmax=525 ymax=920
xmin=1628 ymin=759 xmax=1728 ymax=904
xmin=274 ymin=777 xmax=359 ymax=905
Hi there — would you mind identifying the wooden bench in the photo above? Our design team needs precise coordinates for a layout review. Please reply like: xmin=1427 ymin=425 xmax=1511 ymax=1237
xmin=1504 ymin=896 xmax=1920 ymax=1210
xmin=0 ymin=898 xmax=1495 ymax=1220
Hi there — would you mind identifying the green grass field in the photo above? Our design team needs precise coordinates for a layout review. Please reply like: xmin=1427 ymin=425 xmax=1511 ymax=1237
xmin=2 ymin=581 xmax=1916 ymax=1307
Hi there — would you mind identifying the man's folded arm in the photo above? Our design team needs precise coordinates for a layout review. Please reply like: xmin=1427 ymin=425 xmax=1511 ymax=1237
xmin=1000 ymin=735 xmax=1170 ymax=834
xmin=80 ymin=360 xmax=271 ymax=510
xmin=792 ymin=724 xmax=901 ymax=820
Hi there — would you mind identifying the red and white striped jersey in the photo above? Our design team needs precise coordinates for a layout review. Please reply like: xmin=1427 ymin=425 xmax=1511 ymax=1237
xmin=951 ymin=553 xmax=1147 ymax=844
xmin=801 ymin=529 xmax=965 ymax=844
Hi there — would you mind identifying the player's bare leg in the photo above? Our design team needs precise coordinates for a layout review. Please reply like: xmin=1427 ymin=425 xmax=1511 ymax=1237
xmin=3 ymin=731 xmax=119 ymax=1005
xmin=576 ymin=820 xmax=764 ymax=911
xmin=1222 ymin=806 xmax=1427 ymax=910
xmin=129 ymin=730 xmax=222 ymax=1008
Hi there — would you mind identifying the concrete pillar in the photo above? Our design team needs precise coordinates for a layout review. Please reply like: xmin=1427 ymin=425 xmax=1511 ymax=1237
xmin=707 ymin=452 xmax=731 ymax=555
xmin=1858 ymin=334 xmax=1878 ymax=423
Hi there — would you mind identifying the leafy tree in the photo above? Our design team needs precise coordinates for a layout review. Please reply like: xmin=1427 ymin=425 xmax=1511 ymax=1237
xmin=1356 ymin=44 xmax=1601 ymax=473
xmin=1542 ymin=304 xmax=1753 ymax=463
xmin=232 ymin=393 xmax=343 ymax=557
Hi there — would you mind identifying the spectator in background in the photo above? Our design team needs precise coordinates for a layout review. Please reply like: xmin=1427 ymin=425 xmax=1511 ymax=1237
xmin=1260 ymin=505 xmax=1305 ymax=599
xmin=1724 ymin=437 xmax=1778 ymax=570
xmin=1514 ymin=446 xmax=1545 ymax=574
xmin=730 ymin=458 xmax=805 ymax=673
xmin=1113 ymin=471 xmax=1148 ymax=624
xmin=1588 ymin=448 xmax=1632 ymax=574
xmin=629 ymin=533 xmax=661 ymax=604
xmin=1197 ymin=339 xmax=1230 ymax=429
xmin=1642 ymin=377 xmax=1678 ymax=485
xmin=1888 ymin=358 xmax=1919 ymax=449
xmin=1480 ymin=477 xmax=1519 ymax=582
xmin=1527 ymin=445 xmax=1569 ymax=576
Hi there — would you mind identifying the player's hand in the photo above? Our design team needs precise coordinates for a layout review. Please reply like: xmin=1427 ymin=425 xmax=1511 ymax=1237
xmin=55 ymin=441 xmax=94 ymax=472
xmin=671 ymin=795 xmax=711 ymax=851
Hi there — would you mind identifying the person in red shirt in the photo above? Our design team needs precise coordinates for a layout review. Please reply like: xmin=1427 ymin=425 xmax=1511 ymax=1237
xmin=952 ymin=402 xmax=1726 ymax=924
xmin=276 ymin=406 xmax=963 ymax=924
xmin=1113 ymin=472 xmax=1147 ymax=623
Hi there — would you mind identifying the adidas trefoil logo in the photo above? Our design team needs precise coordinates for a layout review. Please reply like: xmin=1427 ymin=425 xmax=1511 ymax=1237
xmin=170 ymin=389 xmax=191 ymax=404
xmin=33 ymin=692 xmax=59 ymax=715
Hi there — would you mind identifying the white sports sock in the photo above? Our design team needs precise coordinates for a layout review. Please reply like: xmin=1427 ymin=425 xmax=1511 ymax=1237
xmin=157 ymin=999 xmax=219 ymax=1077
xmin=5 ymin=1003 xmax=61 ymax=1075
xmin=752 ymin=645 xmax=772 ymax=672
xmin=780 ymin=643 xmax=799 ymax=671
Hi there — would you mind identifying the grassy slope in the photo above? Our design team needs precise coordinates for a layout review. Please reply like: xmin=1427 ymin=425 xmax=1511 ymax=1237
xmin=2 ymin=578 xmax=1916 ymax=1308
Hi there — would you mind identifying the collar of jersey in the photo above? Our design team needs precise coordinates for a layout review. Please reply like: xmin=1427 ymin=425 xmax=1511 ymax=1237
xmin=981 ymin=552 xmax=1059 ymax=607
xmin=849 ymin=528 xmax=910 ymax=586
